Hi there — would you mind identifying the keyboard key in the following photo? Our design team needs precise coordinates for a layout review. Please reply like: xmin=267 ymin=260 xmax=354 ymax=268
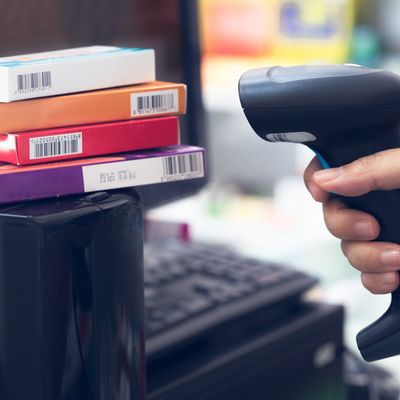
xmin=143 ymin=239 xmax=318 ymax=359
xmin=182 ymin=298 xmax=213 ymax=315
xmin=147 ymin=321 xmax=164 ymax=334
xmin=148 ymin=309 xmax=165 ymax=321
xmin=163 ymin=310 xmax=188 ymax=325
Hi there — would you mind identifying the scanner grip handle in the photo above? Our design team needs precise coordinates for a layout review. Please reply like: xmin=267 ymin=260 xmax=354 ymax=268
xmin=338 ymin=189 xmax=400 ymax=359
xmin=337 ymin=191 xmax=400 ymax=361
xmin=312 ymin=127 xmax=400 ymax=361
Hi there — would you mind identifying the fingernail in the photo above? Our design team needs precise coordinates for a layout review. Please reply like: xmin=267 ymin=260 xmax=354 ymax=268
xmin=354 ymin=220 xmax=374 ymax=238
xmin=314 ymin=168 xmax=342 ymax=184
xmin=380 ymin=250 xmax=400 ymax=267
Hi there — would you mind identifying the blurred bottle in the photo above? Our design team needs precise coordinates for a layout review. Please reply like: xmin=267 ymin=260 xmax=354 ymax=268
xmin=274 ymin=0 xmax=355 ymax=63
xmin=350 ymin=25 xmax=381 ymax=68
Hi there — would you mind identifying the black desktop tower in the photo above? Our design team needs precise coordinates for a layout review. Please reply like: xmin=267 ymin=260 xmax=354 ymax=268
xmin=0 ymin=190 xmax=145 ymax=400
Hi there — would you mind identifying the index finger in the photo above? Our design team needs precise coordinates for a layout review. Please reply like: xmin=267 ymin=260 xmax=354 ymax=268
xmin=313 ymin=148 xmax=400 ymax=197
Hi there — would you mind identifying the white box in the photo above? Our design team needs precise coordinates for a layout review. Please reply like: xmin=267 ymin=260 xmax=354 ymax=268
xmin=0 ymin=45 xmax=156 ymax=102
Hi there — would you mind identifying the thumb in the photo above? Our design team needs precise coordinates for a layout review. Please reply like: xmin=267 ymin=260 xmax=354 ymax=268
xmin=312 ymin=148 xmax=400 ymax=197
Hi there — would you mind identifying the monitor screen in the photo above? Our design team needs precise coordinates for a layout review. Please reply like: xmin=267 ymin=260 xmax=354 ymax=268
xmin=0 ymin=0 xmax=206 ymax=208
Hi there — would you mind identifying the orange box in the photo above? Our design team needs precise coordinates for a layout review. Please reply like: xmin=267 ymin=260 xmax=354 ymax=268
xmin=0 ymin=81 xmax=186 ymax=133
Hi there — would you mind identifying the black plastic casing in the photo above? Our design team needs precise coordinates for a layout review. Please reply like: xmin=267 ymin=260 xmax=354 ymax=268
xmin=239 ymin=65 xmax=400 ymax=362
xmin=0 ymin=190 xmax=145 ymax=400
xmin=239 ymin=66 xmax=400 ymax=153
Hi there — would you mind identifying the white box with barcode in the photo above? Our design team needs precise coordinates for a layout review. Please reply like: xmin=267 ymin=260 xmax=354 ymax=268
xmin=0 ymin=46 xmax=156 ymax=102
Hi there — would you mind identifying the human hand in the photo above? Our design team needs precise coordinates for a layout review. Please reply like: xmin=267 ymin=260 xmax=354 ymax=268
xmin=304 ymin=149 xmax=400 ymax=294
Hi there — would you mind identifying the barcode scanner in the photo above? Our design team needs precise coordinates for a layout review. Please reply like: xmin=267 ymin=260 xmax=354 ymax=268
xmin=238 ymin=64 xmax=400 ymax=362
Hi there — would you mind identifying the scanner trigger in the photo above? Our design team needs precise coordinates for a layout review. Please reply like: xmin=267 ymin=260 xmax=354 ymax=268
xmin=313 ymin=151 xmax=331 ymax=170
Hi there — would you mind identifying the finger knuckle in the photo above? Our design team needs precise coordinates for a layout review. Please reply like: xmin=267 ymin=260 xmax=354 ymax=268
xmin=303 ymin=172 xmax=311 ymax=187
xmin=304 ymin=159 xmax=318 ymax=183
xmin=340 ymin=240 xmax=350 ymax=256
xmin=323 ymin=218 xmax=339 ymax=238
xmin=361 ymin=273 xmax=379 ymax=294
xmin=347 ymin=245 xmax=364 ymax=264
xmin=323 ymin=212 xmax=348 ymax=239
xmin=350 ymin=153 xmax=379 ymax=174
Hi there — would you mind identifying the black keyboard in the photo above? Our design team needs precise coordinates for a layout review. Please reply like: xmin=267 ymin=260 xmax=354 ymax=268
xmin=144 ymin=239 xmax=318 ymax=360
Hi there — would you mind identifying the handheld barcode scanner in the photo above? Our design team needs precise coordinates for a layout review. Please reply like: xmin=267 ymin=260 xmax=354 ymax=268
xmin=239 ymin=64 xmax=400 ymax=362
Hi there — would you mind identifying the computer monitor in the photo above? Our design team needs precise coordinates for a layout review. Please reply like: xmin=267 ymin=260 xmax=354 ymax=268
xmin=0 ymin=0 xmax=207 ymax=208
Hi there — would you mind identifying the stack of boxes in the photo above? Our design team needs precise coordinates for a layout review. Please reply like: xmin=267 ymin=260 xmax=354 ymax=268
xmin=0 ymin=45 xmax=205 ymax=204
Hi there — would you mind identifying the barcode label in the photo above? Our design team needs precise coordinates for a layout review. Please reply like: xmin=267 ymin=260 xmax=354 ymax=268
xmin=162 ymin=153 xmax=204 ymax=179
xmin=30 ymin=133 xmax=83 ymax=159
xmin=16 ymin=71 xmax=52 ymax=93
xmin=131 ymin=89 xmax=179 ymax=116
xmin=82 ymin=150 xmax=205 ymax=192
